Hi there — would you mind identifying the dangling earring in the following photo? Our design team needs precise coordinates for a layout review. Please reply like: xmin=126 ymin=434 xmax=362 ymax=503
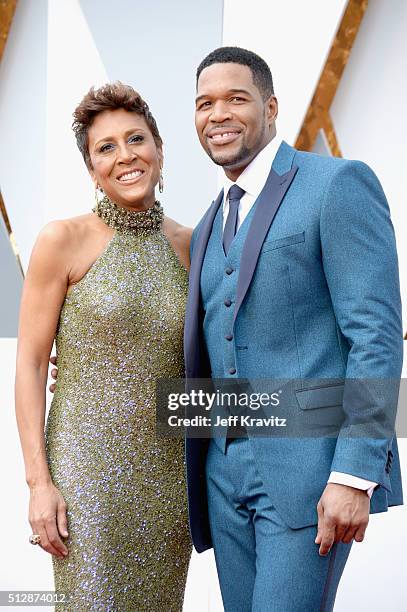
xmin=158 ymin=170 xmax=164 ymax=194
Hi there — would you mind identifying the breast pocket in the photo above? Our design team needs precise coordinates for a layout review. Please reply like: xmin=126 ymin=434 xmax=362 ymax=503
xmin=261 ymin=231 xmax=305 ymax=253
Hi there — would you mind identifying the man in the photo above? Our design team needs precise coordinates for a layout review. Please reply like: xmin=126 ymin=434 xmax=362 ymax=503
xmin=184 ymin=47 xmax=403 ymax=611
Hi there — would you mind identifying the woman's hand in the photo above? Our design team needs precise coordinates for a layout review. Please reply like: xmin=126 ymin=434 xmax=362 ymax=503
xmin=29 ymin=482 xmax=69 ymax=559
xmin=49 ymin=355 xmax=58 ymax=393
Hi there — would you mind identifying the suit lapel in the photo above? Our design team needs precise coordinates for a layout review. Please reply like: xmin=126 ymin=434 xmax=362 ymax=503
xmin=233 ymin=160 xmax=298 ymax=325
xmin=184 ymin=189 xmax=223 ymax=376
xmin=185 ymin=141 xmax=299 ymax=371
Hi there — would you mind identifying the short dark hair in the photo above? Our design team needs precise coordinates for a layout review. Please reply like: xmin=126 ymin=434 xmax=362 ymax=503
xmin=72 ymin=81 xmax=162 ymax=169
xmin=196 ymin=47 xmax=274 ymax=100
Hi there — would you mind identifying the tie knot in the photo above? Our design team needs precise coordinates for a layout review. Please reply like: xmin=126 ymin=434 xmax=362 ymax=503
xmin=228 ymin=184 xmax=245 ymax=204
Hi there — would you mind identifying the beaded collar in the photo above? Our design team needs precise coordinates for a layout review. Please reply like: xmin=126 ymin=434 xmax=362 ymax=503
xmin=93 ymin=195 xmax=163 ymax=234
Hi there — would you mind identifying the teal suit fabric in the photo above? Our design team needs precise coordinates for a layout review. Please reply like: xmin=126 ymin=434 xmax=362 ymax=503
xmin=205 ymin=437 xmax=353 ymax=611
xmin=184 ymin=142 xmax=403 ymax=554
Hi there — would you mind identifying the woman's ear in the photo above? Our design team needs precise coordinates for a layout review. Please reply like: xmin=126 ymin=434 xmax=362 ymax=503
xmin=158 ymin=146 xmax=164 ymax=169
xmin=89 ymin=168 xmax=99 ymax=190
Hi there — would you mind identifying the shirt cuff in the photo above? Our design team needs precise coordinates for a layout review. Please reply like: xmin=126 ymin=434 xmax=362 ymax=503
xmin=328 ymin=471 xmax=377 ymax=499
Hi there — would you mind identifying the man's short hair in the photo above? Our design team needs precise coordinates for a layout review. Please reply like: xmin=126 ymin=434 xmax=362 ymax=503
xmin=196 ymin=47 xmax=274 ymax=100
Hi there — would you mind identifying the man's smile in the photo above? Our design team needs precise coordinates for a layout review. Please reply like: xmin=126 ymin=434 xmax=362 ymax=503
xmin=207 ymin=127 xmax=242 ymax=146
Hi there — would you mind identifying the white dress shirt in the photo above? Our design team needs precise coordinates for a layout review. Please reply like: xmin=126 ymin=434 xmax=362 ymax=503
xmin=220 ymin=136 xmax=377 ymax=498
xmin=222 ymin=137 xmax=282 ymax=231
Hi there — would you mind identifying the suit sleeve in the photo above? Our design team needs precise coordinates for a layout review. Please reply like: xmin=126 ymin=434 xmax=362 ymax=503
xmin=319 ymin=160 xmax=403 ymax=490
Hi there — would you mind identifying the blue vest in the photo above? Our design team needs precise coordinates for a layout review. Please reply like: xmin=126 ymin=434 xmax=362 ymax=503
xmin=200 ymin=201 xmax=256 ymax=379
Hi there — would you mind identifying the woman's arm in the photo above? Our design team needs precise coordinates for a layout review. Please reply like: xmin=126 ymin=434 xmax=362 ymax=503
xmin=162 ymin=217 xmax=193 ymax=271
xmin=15 ymin=221 xmax=72 ymax=558
xmin=178 ymin=225 xmax=193 ymax=271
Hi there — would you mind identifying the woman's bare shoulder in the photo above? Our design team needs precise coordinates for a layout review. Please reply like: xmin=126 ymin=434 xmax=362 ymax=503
xmin=36 ymin=214 xmax=96 ymax=249
xmin=162 ymin=216 xmax=193 ymax=270
xmin=163 ymin=216 xmax=193 ymax=247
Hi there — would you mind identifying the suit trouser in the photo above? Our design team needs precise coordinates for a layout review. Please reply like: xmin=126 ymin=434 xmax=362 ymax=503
xmin=206 ymin=438 xmax=352 ymax=612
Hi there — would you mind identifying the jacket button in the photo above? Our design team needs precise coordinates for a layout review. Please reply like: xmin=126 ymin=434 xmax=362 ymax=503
xmin=224 ymin=298 xmax=232 ymax=307
xmin=229 ymin=367 xmax=236 ymax=375
xmin=225 ymin=334 xmax=233 ymax=341
xmin=225 ymin=267 xmax=234 ymax=275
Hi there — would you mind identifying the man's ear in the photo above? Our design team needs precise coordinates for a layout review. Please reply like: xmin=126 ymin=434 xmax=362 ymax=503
xmin=266 ymin=95 xmax=278 ymax=124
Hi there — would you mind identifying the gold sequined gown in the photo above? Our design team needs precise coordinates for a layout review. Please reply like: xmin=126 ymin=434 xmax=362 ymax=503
xmin=45 ymin=200 xmax=191 ymax=611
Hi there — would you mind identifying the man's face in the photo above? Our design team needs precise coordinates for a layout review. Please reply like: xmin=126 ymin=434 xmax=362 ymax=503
xmin=195 ymin=63 xmax=277 ymax=180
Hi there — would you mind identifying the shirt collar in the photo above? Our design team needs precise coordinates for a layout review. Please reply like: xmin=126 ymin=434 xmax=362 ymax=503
xmin=222 ymin=135 xmax=282 ymax=201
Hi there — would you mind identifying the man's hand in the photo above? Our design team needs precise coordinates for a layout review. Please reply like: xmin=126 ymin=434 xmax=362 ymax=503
xmin=315 ymin=483 xmax=370 ymax=556
xmin=49 ymin=355 xmax=58 ymax=393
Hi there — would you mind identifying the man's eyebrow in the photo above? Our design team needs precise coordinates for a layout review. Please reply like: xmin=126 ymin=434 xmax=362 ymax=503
xmin=228 ymin=88 xmax=252 ymax=96
xmin=195 ymin=94 xmax=210 ymax=104
xmin=195 ymin=89 xmax=252 ymax=104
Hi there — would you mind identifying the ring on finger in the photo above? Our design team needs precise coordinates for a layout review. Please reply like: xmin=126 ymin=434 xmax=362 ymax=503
xmin=29 ymin=534 xmax=41 ymax=545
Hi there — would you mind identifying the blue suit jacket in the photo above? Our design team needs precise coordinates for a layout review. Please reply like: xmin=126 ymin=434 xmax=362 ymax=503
xmin=184 ymin=141 xmax=403 ymax=552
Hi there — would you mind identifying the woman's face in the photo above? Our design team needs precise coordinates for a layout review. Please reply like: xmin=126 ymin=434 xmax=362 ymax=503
xmin=88 ymin=108 xmax=163 ymax=210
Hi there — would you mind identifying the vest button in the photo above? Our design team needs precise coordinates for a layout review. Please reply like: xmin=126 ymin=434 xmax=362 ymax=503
xmin=229 ymin=367 xmax=236 ymax=375
xmin=224 ymin=298 xmax=232 ymax=307
xmin=225 ymin=267 xmax=234 ymax=275
xmin=225 ymin=334 xmax=233 ymax=341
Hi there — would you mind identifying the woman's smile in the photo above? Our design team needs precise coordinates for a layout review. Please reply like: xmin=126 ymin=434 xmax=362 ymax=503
xmin=115 ymin=168 xmax=145 ymax=185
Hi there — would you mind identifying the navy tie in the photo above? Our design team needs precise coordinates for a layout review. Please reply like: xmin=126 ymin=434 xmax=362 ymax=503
xmin=223 ymin=184 xmax=245 ymax=255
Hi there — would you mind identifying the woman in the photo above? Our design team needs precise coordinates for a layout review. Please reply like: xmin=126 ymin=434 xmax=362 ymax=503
xmin=15 ymin=82 xmax=192 ymax=610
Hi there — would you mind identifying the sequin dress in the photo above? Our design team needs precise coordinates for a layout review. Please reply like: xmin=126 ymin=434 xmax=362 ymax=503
xmin=45 ymin=199 xmax=192 ymax=611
